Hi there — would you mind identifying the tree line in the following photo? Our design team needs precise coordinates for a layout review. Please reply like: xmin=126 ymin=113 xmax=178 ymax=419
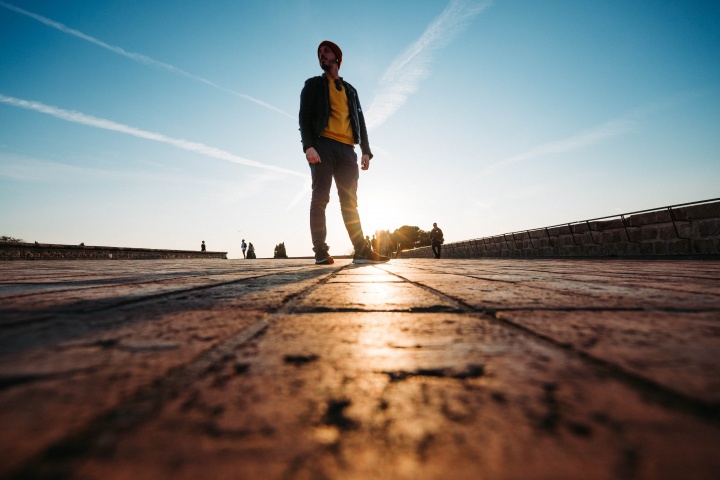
xmin=372 ymin=226 xmax=432 ymax=256
xmin=272 ymin=226 xmax=430 ymax=260
xmin=0 ymin=236 xmax=24 ymax=243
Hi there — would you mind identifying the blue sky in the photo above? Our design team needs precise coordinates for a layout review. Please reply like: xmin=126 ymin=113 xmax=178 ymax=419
xmin=1 ymin=0 xmax=718 ymax=259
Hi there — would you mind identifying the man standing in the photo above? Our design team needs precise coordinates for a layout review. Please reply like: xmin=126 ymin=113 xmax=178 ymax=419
xmin=241 ymin=239 xmax=247 ymax=259
xmin=430 ymin=222 xmax=444 ymax=259
xmin=299 ymin=40 xmax=389 ymax=265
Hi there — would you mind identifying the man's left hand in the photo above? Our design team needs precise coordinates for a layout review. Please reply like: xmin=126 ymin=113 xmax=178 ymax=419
xmin=361 ymin=154 xmax=370 ymax=171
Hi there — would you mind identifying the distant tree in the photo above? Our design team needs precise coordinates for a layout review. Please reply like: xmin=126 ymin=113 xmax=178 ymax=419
xmin=384 ymin=226 xmax=432 ymax=250
xmin=374 ymin=229 xmax=394 ymax=256
xmin=274 ymin=242 xmax=288 ymax=259
xmin=389 ymin=233 xmax=398 ymax=253
xmin=392 ymin=226 xmax=423 ymax=250
xmin=417 ymin=229 xmax=431 ymax=247
xmin=0 ymin=236 xmax=24 ymax=243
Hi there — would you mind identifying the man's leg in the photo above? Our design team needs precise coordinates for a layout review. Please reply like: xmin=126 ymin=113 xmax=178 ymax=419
xmin=333 ymin=143 xmax=365 ymax=251
xmin=309 ymin=138 xmax=335 ymax=256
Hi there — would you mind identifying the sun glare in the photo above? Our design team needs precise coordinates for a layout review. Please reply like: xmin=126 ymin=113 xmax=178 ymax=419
xmin=359 ymin=196 xmax=408 ymax=238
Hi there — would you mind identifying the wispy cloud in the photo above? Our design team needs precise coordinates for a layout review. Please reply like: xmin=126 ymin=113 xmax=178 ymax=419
xmin=0 ymin=151 xmax=266 ymax=187
xmin=285 ymin=179 xmax=312 ymax=211
xmin=365 ymin=0 xmax=491 ymax=129
xmin=0 ymin=93 xmax=308 ymax=180
xmin=477 ymin=93 xmax=701 ymax=178
xmin=0 ymin=1 xmax=293 ymax=119
xmin=479 ymin=117 xmax=636 ymax=177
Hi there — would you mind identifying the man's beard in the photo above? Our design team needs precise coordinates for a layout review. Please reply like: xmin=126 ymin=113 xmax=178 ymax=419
xmin=320 ymin=60 xmax=331 ymax=71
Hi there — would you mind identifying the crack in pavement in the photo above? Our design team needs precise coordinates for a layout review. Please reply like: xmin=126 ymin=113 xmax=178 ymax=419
xmin=5 ymin=266 xmax=345 ymax=479
xmin=381 ymin=268 xmax=720 ymax=426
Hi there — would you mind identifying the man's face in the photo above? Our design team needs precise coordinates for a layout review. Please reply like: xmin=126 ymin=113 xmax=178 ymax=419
xmin=318 ymin=45 xmax=337 ymax=71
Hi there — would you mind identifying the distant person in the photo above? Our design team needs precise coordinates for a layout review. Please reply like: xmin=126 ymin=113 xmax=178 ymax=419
xmin=241 ymin=239 xmax=247 ymax=259
xmin=429 ymin=223 xmax=444 ymax=259
xmin=201 ymin=240 xmax=206 ymax=252
xmin=371 ymin=234 xmax=378 ymax=252
xmin=247 ymin=242 xmax=256 ymax=259
xmin=299 ymin=40 xmax=389 ymax=265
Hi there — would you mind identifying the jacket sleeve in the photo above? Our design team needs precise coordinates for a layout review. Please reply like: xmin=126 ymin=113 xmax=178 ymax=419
xmin=299 ymin=78 xmax=317 ymax=153
xmin=355 ymin=93 xmax=373 ymax=159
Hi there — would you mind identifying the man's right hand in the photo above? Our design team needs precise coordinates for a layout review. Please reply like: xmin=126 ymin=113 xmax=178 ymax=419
xmin=306 ymin=147 xmax=321 ymax=164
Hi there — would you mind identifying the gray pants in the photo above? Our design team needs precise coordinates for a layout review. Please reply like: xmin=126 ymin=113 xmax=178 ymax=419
xmin=432 ymin=242 xmax=442 ymax=258
xmin=309 ymin=136 xmax=365 ymax=255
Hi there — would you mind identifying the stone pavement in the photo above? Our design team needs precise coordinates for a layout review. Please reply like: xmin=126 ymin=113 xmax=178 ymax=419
xmin=1 ymin=258 xmax=719 ymax=479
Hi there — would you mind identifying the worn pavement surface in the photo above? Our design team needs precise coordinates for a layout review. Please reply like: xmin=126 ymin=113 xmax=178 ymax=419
xmin=1 ymin=258 xmax=719 ymax=479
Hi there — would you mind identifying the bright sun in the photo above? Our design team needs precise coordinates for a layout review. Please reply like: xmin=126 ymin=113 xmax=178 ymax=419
xmin=358 ymin=195 xmax=408 ymax=237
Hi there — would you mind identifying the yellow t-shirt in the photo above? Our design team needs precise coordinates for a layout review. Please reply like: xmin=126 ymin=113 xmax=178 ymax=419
xmin=321 ymin=74 xmax=354 ymax=145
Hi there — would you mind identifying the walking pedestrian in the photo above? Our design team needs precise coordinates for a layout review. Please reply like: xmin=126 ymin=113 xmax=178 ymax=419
xmin=429 ymin=223 xmax=444 ymax=258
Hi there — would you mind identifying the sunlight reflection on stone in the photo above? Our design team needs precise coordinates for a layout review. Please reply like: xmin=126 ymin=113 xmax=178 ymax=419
xmin=351 ymin=310 xmax=423 ymax=369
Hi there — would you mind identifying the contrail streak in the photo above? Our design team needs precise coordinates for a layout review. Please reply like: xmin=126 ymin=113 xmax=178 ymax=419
xmin=286 ymin=179 xmax=313 ymax=211
xmin=0 ymin=1 xmax=293 ymax=119
xmin=481 ymin=118 xmax=636 ymax=176
xmin=365 ymin=0 xmax=491 ymax=130
xmin=478 ymin=93 xmax=700 ymax=178
xmin=0 ymin=94 xmax=308 ymax=180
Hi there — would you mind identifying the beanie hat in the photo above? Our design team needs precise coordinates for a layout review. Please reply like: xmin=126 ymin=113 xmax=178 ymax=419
xmin=318 ymin=40 xmax=342 ymax=67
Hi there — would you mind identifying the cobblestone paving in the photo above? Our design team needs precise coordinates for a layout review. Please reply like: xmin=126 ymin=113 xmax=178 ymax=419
xmin=1 ymin=258 xmax=719 ymax=479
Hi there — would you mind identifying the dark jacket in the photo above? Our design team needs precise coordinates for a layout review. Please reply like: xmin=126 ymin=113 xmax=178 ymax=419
xmin=430 ymin=227 xmax=444 ymax=244
xmin=299 ymin=75 xmax=373 ymax=159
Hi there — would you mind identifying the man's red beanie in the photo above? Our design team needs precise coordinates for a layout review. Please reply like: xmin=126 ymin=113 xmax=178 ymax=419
xmin=318 ymin=40 xmax=342 ymax=67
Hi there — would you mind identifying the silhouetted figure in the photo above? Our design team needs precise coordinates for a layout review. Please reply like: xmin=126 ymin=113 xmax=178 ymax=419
xmin=430 ymin=223 xmax=444 ymax=259
xmin=371 ymin=234 xmax=378 ymax=252
xmin=300 ymin=40 xmax=388 ymax=265
xmin=201 ymin=240 xmax=206 ymax=252
xmin=241 ymin=239 xmax=247 ymax=259
xmin=247 ymin=242 xmax=256 ymax=259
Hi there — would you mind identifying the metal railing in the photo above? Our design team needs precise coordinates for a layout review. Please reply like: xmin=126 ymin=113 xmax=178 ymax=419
xmin=404 ymin=198 xmax=719 ymax=255
xmin=462 ymin=198 xmax=719 ymax=246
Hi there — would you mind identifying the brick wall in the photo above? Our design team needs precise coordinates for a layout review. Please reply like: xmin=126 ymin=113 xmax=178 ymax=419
xmin=0 ymin=243 xmax=227 ymax=260
xmin=401 ymin=200 xmax=720 ymax=259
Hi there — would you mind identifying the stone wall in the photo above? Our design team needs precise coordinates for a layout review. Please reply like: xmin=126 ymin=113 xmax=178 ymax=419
xmin=402 ymin=200 xmax=720 ymax=259
xmin=0 ymin=243 xmax=227 ymax=260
